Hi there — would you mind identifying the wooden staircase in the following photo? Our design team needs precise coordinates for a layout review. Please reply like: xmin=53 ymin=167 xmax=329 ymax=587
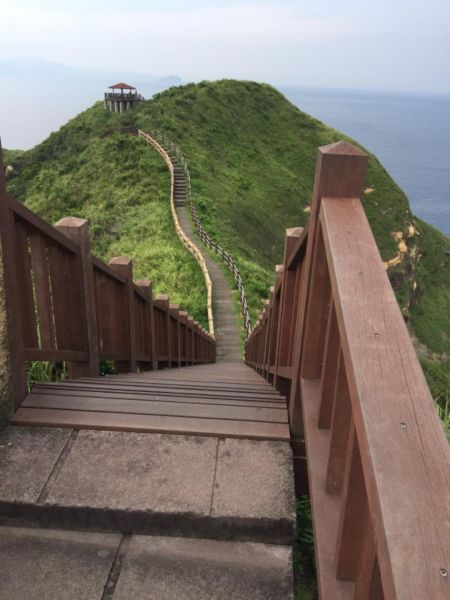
xmin=172 ymin=163 xmax=186 ymax=206
xmin=1 ymin=137 xmax=449 ymax=599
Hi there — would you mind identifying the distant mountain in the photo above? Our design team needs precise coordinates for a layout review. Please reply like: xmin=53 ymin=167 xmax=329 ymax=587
xmin=0 ymin=57 xmax=182 ymax=148
xmin=0 ymin=56 xmax=181 ymax=90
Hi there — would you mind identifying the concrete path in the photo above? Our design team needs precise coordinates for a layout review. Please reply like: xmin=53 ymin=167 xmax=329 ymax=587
xmin=0 ymin=527 xmax=293 ymax=599
xmin=0 ymin=425 xmax=295 ymax=598
xmin=176 ymin=206 xmax=242 ymax=362
xmin=0 ymin=426 xmax=294 ymax=543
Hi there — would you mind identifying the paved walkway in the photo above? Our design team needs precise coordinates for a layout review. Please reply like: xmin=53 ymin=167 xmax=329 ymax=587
xmin=176 ymin=206 xmax=242 ymax=362
xmin=0 ymin=135 xmax=296 ymax=598
xmin=0 ymin=424 xmax=295 ymax=599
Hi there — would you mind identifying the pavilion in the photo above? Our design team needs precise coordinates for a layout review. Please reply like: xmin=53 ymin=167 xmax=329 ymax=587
xmin=104 ymin=83 xmax=143 ymax=113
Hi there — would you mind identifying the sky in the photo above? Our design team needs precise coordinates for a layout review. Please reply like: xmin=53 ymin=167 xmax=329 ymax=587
xmin=1 ymin=0 xmax=449 ymax=148
xmin=1 ymin=0 xmax=449 ymax=94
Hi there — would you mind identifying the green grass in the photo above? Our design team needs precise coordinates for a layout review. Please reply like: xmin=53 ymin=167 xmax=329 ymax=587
xmin=5 ymin=79 xmax=450 ymax=400
xmin=5 ymin=106 xmax=207 ymax=327
xmin=3 ymin=148 xmax=24 ymax=164
xmin=294 ymin=495 xmax=317 ymax=600
xmin=3 ymin=79 xmax=449 ymax=594
xmin=410 ymin=219 xmax=450 ymax=355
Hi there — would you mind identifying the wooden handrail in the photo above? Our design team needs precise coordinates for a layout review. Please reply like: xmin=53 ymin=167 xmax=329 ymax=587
xmin=137 ymin=130 xmax=215 ymax=337
xmin=0 ymin=145 xmax=216 ymax=409
xmin=141 ymin=129 xmax=252 ymax=336
xmin=245 ymin=141 xmax=450 ymax=599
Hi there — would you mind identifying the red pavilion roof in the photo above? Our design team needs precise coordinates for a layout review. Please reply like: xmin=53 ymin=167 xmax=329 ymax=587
xmin=108 ymin=83 xmax=136 ymax=90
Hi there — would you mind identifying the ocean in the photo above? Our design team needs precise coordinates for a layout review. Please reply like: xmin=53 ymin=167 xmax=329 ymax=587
xmin=281 ymin=87 xmax=450 ymax=238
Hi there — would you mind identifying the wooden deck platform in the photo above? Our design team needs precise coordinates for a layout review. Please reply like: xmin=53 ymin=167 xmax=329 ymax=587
xmin=12 ymin=363 xmax=290 ymax=441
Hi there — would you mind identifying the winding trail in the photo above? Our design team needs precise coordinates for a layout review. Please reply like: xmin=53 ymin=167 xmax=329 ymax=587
xmin=139 ymin=130 xmax=242 ymax=362
xmin=176 ymin=207 xmax=241 ymax=361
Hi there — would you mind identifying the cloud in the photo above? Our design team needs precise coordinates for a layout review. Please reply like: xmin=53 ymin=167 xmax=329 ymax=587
xmin=0 ymin=3 xmax=358 ymax=49
xmin=0 ymin=1 xmax=448 ymax=92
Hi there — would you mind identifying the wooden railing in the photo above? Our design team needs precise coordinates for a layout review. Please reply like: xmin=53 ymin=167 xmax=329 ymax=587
xmin=145 ymin=129 xmax=252 ymax=336
xmin=137 ymin=130 xmax=215 ymax=336
xmin=245 ymin=142 xmax=450 ymax=599
xmin=0 ymin=148 xmax=216 ymax=411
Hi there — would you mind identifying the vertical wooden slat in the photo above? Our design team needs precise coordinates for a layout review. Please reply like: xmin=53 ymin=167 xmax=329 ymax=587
xmin=268 ymin=270 xmax=282 ymax=380
xmin=29 ymin=233 xmax=55 ymax=350
xmin=148 ymin=282 xmax=157 ymax=370
xmin=354 ymin=552 xmax=384 ymax=600
xmin=14 ymin=221 xmax=38 ymax=348
xmin=169 ymin=303 xmax=181 ymax=367
xmin=289 ymin=259 xmax=305 ymax=366
xmin=155 ymin=294 xmax=170 ymax=366
xmin=326 ymin=351 xmax=353 ymax=494
xmin=109 ymin=256 xmax=136 ymax=373
xmin=263 ymin=292 xmax=274 ymax=379
xmin=187 ymin=316 xmax=195 ymax=365
xmin=54 ymin=217 xmax=99 ymax=376
xmin=273 ymin=227 xmax=303 ymax=388
xmin=62 ymin=253 xmax=85 ymax=352
xmin=318 ymin=297 xmax=340 ymax=429
xmin=335 ymin=425 xmax=371 ymax=580
xmin=193 ymin=320 xmax=199 ymax=364
xmin=47 ymin=244 xmax=70 ymax=351
xmin=179 ymin=311 xmax=188 ymax=365
xmin=289 ymin=230 xmax=331 ymax=435
xmin=300 ymin=226 xmax=331 ymax=378
xmin=135 ymin=279 xmax=152 ymax=366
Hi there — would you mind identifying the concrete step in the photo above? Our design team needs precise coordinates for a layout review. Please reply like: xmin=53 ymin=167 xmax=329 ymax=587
xmin=0 ymin=526 xmax=293 ymax=599
xmin=0 ymin=427 xmax=295 ymax=545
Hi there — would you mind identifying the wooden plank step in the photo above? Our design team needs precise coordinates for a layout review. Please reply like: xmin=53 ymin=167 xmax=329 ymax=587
xmin=23 ymin=394 xmax=288 ymax=423
xmin=34 ymin=382 xmax=283 ymax=401
xmin=29 ymin=388 xmax=285 ymax=408
xmin=74 ymin=376 xmax=278 ymax=392
xmin=11 ymin=408 xmax=291 ymax=440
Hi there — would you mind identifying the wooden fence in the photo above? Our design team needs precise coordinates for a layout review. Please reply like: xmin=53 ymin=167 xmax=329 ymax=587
xmin=137 ymin=130 xmax=215 ymax=336
xmin=144 ymin=129 xmax=252 ymax=336
xmin=0 ymin=149 xmax=216 ymax=411
xmin=245 ymin=141 xmax=450 ymax=599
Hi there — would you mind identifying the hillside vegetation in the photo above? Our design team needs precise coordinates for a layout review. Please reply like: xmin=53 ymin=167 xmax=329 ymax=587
xmin=5 ymin=107 xmax=207 ymax=325
xmin=4 ymin=80 xmax=450 ymax=410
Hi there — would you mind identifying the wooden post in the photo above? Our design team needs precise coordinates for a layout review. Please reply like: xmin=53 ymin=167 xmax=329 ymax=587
xmin=193 ymin=320 xmax=199 ymax=363
xmin=179 ymin=311 xmax=188 ymax=365
xmin=54 ymin=217 xmax=99 ymax=377
xmin=187 ymin=316 xmax=195 ymax=365
xmin=155 ymin=294 xmax=171 ymax=367
xmin=169 ymin=303 xmax=181 ymax=367
xmin=148 ymin=281 xmax=157 ymax=370
xmin=135 ymin=279 xmax=153 ymax=371
xmin=289 ymin=142 xmax=368 ymax=435
xmin=273 ymin=227 xmax=303 ymax=394
xmin=109 ymin=256 xmax=136 ymax=373
xmin=0 ymin=143 xmax=27 ymax=409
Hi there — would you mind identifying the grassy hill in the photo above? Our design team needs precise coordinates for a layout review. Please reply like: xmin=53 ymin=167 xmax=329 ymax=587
xmin=4 ymin=108 xmax=208 ymax=326
xmin=4 ymin=80 xmax=450 ymax=415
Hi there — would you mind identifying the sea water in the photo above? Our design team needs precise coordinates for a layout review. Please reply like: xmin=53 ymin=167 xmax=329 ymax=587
xmin=281 ymin=87 xmax=450 ymax=238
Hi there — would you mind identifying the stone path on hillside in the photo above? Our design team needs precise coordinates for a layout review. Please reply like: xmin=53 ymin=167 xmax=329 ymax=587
xmin=176 ymin=206 xmax=242 ymax=362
